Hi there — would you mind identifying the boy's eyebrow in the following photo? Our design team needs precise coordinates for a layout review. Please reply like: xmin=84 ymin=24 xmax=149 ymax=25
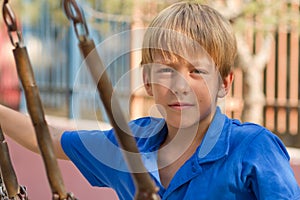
xmin=191 ymin=59 xmax=215 ymax=68
xmin=151 ymin=51 xmax=215 ymax=67
xmin=153 ymin=59 xmax=174 ymax=65
xmin=151 ymin=59 xmax=215 ymax=72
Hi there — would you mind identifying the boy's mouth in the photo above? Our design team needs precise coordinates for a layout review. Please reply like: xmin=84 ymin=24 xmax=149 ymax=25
xmin=168 ymin=102 xmax=194 ymax=110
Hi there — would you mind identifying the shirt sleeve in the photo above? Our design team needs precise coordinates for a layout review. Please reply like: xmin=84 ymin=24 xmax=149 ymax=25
xmin=241 ymin=129 xmax=300 ymax=200
xmin=61 ymin=129 xmax=129 ymax=187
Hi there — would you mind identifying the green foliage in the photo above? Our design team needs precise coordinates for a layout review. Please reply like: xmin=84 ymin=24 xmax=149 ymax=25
xmin=231 ymin=1 xmax=298 ymax=34
xmin=48 ymin=1 xmax=69 ymax=26
xmin=140 ymin=0 xmax=299 ymax=34
xmin=3 ymin=0 xmax=67 ymax=26
xmin=4 ymin=0 xmax=299 ymax=34
xmin=85 ymin=0 xmax=133 ymax=15
xmin=6 ymin=0 xmax=42 ymax=25
xmin=5 ymin=0 xmax=133 ymax=26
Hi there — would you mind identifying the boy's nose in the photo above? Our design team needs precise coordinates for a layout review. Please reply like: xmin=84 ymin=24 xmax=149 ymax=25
xmin=171 ymin=73 xmax=190 ymax=95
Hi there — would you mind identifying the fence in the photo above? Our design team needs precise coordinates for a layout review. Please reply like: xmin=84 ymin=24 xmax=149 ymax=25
xmin=226 ymin=2 xmax=300 ymax=148
xmin=20 ymin=1 xmax=131 ymax=122
xmin=263 ymin=25 xmax=300 ymax=147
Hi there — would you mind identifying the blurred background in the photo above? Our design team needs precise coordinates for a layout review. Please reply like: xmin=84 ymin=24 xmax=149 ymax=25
xmin=0 ymin=0 xmax=299 ymax=199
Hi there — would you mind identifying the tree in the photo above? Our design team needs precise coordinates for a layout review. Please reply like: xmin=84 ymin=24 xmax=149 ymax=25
xmin=210 ymin=0 xmax=299 ymax=124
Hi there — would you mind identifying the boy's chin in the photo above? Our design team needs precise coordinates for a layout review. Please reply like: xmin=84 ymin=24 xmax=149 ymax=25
xmin=166 ymin=117 xmax=201 ymax=129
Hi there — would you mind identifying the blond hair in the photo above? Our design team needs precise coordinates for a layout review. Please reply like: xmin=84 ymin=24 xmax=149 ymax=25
xmin=141 ymin=2 xmax=237 ymax=78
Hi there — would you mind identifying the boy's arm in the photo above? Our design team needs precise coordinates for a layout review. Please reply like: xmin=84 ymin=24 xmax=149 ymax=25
xmin=0 ymin=104 xmax=69 ymax=160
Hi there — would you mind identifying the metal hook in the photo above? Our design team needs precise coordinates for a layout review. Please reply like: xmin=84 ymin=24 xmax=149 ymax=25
xmin=2 ymin=0 xmax=17 ymax=32
xmin=63 ymin=0 xmax=83 ymax=23
xmin=2 ymin=0 xmax=24 ymax=47
xmin=63 ymin=0 xmax=89 ymax=41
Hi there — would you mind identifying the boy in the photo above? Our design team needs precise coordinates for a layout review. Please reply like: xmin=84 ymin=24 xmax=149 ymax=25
xmin=0 ymin=2 xmax=300 ymax=199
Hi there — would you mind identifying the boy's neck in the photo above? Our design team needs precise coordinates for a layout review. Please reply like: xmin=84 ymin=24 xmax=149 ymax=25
xmin=158 ymin=110 xmax=214 ymax=167
xmin=164 ymin=110 xmax=214 ymax=146
xmin=157 ymin=111 xmax=215 ymax=188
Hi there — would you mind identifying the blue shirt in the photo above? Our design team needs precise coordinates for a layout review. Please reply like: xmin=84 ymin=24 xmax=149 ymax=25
xmin=61 ymin=108 xmax=300 ymax=199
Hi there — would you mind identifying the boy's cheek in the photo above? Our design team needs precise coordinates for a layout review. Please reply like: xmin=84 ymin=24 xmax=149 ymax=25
xmin=152 ymin=84 xmax=171 ymax=97
xmin=151 ymin=78 xmax=173 ymax=90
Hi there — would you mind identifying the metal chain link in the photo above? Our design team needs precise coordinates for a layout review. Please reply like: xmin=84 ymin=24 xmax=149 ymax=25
xmin=0 ymin=179 xmax=27 ymax=200
xmin=2 ymin=0 xmax=24 ymax=47
xmin=16 ymin=186 xmax=28 ymax=200
xmin=52 ymin=192 xmax=78 ymax=200
xmin=63 ymin=0 xmax=89 ymax=41
xmin=0 ymin=177 xmax=8 ymax=200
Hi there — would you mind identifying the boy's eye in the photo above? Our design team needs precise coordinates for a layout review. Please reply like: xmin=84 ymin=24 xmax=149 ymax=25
xmin=191 ymin=68 xmax=207 ymax=74
xmin=158 ymin=67 xmax=174 ymax=73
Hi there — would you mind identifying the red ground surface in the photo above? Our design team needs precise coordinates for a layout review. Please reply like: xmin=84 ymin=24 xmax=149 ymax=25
xmin=7 ymin=138 xmax=300 ymax=200
xmin=7 ymin=137 xmax=119 ymax=200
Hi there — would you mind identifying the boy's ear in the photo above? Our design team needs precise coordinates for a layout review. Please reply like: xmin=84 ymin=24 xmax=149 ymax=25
xmin=218 ymin=71 xmax=234 ymax=98
xmin=143 ymin=67 xmax=153 ymax=96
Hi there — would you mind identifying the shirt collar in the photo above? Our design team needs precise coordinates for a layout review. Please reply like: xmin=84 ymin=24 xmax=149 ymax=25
xmin=196 ymin=107 xmax=229 ymax=164
xmin=136 ymin=107 xmax=229 ymax=163
xmin=134 ymin=117 xmax=167 ymax=153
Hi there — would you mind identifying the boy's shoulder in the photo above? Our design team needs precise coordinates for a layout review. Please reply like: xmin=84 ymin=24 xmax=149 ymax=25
xmin=230 ymin=118 xmax=265 ymax=131
xmin=229 ymin=118 xmax=273 ymax=140
xmin=226 ymin=117 xmax=288 ymax=159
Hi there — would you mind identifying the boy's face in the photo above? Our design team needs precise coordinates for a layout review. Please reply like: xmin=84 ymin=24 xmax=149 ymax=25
xmin=143 ymin=52 xmax=231 ymax=129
